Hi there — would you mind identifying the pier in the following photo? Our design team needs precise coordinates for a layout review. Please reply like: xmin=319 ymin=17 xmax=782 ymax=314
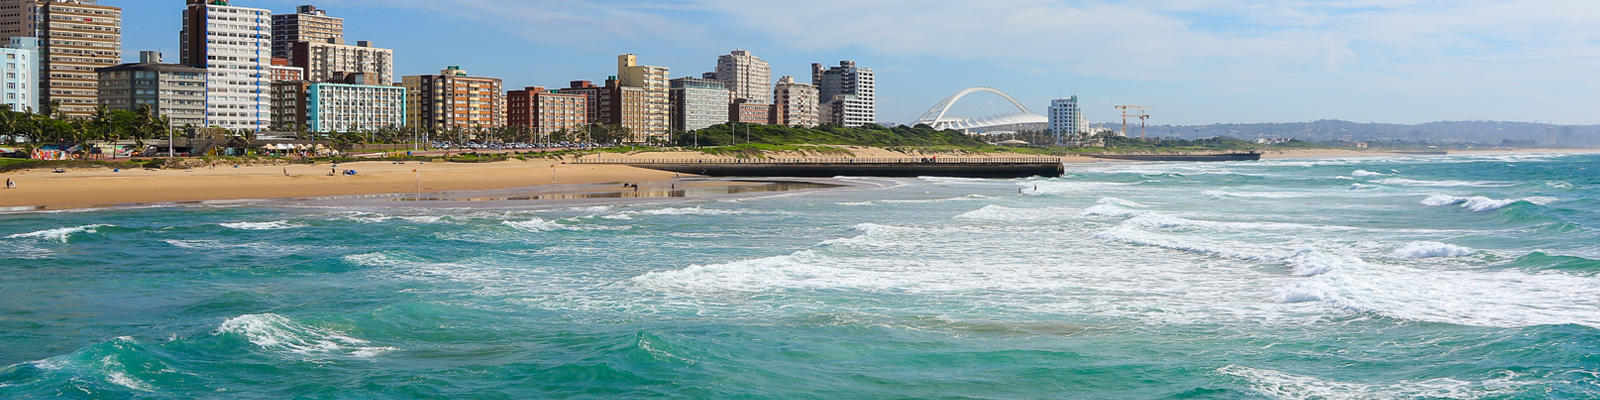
xmin=576 ymin=158 xmax=1065 ymax=178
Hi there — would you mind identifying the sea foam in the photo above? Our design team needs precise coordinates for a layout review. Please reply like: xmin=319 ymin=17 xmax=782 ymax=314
xmin=219 ymin=220 xmax=308 ymax=230
xmin=1392 ymin=241 xmax=1475 ymax=259
xmin=4 ymin=224 xmax=110 ymax=243
xmin=1420 ymin=194 xmax=1555 ymax=212
xmin=218 ymin=313 xmax=395 ymax=358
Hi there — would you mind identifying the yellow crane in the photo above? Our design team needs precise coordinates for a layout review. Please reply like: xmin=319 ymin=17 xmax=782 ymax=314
xmin=1116 ymin=105 xmax=1152 ymax=139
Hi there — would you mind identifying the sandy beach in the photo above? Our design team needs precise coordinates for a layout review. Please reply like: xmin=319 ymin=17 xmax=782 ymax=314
xmin=1 ymin=146 xmax=1594 ymax=210
xmin=0 ymin=158 xmax=678 ymax=210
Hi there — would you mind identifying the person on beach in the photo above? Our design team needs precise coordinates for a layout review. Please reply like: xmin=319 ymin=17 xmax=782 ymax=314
xmin=5 ymin=178 xmax=13 ymax=189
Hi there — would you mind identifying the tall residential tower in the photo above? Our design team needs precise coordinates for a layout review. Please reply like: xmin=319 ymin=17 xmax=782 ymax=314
xmin=617 ymin=54 xmax=668 ymax=141
xmin=812 ymin=60 xmax=874 ymax=127
xmin=182 ymin=0 xmax=271 ymax=130
xmin=0 ymin=0 xmax=121 ymax=118
xmin=1048 ymin=96 xmax=1085 ymax=144
xmin=714 ymin=49 xmax=770 ymax=104
xmin=270 ymin=4 xmax=342 ymax=61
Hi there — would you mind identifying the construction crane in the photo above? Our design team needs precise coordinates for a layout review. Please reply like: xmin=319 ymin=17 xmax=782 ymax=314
xmin=1115 ymin=105 xmax=1152 ymax=139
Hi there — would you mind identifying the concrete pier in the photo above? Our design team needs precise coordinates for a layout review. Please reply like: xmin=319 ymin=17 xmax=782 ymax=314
xmin=577 ymin=158 xmax=1065 ymax=178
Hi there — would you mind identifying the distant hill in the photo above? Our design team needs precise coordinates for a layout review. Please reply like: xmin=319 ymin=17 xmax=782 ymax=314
xmin=1112 ymin=120 xmax=1600 ymax=147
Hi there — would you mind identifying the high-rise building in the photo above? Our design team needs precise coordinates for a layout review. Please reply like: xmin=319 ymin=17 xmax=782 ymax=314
xmin=269 ymin=80 xmax=308 ymax=131
xmin=0 ymin=0 xmax=121 ymax=118
xmin=402 ymin=66 xmax=504 ymax=131
xmin=772 ymin=75 xmax=817 ymax=127
xmin=556 ymin=80 xmax=603 ymax=126
xmin=182 ymin=0 xmax=270 ymax=130
xmin=0 ymin=37 xmax=37 ymax=112
xmin=812 ymin=60 xmax=874 ymax=127
xmin=95 ymin=51 xmax=206 ymax=128
xmin=305 ymin=82 xmax=405 ymax=133
xmin=506 ymin=86 xmax=587 ymax=136
xmin=1048 ymin=96 xmax=1085 ymax=143
xmin=270 ymin=4 xmax=341 ymax=61
xmin=617 ymin=54 xmax=668 ymax=141
xmin=715 ymin=49 xmax=770 ymax=104
xmin=668 ymin=77 xmax=728 ymax=132
xmin=290 ymin=39 xmax=392 ymax=85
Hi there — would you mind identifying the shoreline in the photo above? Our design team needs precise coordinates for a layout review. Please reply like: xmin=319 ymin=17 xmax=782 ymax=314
xmin=1 ymin=147 xmax=1594 ymax=212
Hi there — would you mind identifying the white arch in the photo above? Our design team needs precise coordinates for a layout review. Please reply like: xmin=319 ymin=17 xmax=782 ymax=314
xmin=915 ymin=87 xmax=1036 ymax=125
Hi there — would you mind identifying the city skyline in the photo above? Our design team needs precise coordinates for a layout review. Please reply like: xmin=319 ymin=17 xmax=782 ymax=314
xmin=109 ymin=0 xmax=1598 ymax=126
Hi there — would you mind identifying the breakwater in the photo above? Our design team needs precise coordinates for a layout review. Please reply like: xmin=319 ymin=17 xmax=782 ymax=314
xmin=577 ymin=158 xmax=1065 ymax=178
xmin=1082 ymin=152 xmax=1261 ymax=162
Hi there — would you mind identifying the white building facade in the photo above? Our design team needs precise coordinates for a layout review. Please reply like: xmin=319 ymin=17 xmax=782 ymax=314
xmin=305 ymin=82 xmax=405 ymax=133
xmin=1048 ymin=96 xmax=1085 ymax=143
xmin=812 ymin=60 xmax=874 ymax=127
xmin=669 ymin=77 xmax=729 ymax=132
xmin=181 ymin=0 xmax=271 ymax=130
xmin=772 ymin=75 xmax=818 ymax=127
xmin=714 ymin=49 xmax=770 ymax=104
xmin=0 ymin=36 xmax=37 ymax=112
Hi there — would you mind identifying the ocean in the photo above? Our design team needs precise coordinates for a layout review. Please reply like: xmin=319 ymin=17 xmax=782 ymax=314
xmin=1 ymin=153 xmax=1597 ymax=398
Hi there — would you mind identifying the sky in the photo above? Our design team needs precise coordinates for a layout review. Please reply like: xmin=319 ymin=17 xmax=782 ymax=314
xmin=113 ymin=0 xmax=1599 ymax=125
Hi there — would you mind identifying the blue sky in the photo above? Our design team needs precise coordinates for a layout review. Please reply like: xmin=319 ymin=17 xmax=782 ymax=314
xmin=114 ymin=0 xmax=1599 ymax=125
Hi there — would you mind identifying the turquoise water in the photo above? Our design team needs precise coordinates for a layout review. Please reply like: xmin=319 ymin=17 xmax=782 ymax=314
xmin=2 ymin=153 xmax=1598 ymax=399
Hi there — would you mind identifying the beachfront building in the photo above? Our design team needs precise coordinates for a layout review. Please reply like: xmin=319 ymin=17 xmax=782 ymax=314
xmin=1048 ymin=96 xmax=1085 ymax=143
xmin=290 ymin=39 xmax=392 ymax=85
xmin=772 ymin=75 xmax=818 ymax=127
xmin=94 ymin=51 xmax=206 ymax=128
xmin=402 ymin=66 xmax=504 ymax=132
xmin=304 ymin=82 xmax=404 ymax=133
xmin=668 ymin=77 xmax=728 ymax=132
xmin=181 ymin=0 xmax=270 ymax=130
xmin=270 ymin=4 xmax=341 ymax=60
xmin=617 ymin=54 xmax=668 ymax=141
xmin=0 ymin=0 xmax=122 ymax=118
xmin=812 ymin=60 xmax=875 ymax=127
xmin=730 ymin=99 xmax=772 ymax=125
xmin=715 ymin=49 xmax=770 ymax=104
xmin=556 ymin=80 xmax=602 ymax=126
xmin=506 ymin=86 xmax=587 ymax=136
xmin=269 ymin=57 xmax=302 ymax=82
xmin=269 ymin=80 xmax=308 ymax=131
xmin=0 ymin=37 xmax=37 ymax=112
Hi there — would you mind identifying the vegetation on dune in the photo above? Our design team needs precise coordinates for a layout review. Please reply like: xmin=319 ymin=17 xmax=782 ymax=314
xmin=672 ymin=124 xmax=988 ymax=148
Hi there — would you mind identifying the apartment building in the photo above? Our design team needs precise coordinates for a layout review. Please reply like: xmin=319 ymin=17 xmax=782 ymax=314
xmin=772 ymin=75 xmax=818 ymax=127
xmin=506 ymin=86 xmax=587 ymax=136
xmin=402 ymin=66 xmax=503 ymax=131
xmin=95 ymin=51 xmax=206 ymax=128
xmin=181 ymin=0 xmax=270 ymax=130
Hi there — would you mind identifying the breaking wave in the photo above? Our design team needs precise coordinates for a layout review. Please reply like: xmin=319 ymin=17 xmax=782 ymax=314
xmin=1420 ymin=194 xmax=1556 ymax=212
xmin=1392 ymin=241 xmax=1476 ymax=259
xmin=1219 ymin=365 xmax=1524 ymax=399
xmin=217 ymin=313 xmax=395 ymax=358
xmin=219 ymin=220 xmax=308 ymax=230
xmin=1375 ymin=178 xmax=1512 ymax=187
xmin=4 ymin=224 xmax=111 ymax=243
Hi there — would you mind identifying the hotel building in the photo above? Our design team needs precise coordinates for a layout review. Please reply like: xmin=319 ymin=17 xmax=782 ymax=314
xmin=304 ymin=82 xmax=405 ymax=133
xmin=181 ymin=0 xmax=270 ymax=130
xmin=714 ymin=49 xmax=770 ymax=104
xmin=812 ymin=60 xmax=875 ymax=127
xmin=95 ymin=51 xmax=206 ymax=128
xmin=290 ymin=39 xmax=392 ymax=85
xmin=668 ymin=77 xmax=728 ymax=132
xmin=772 ymin=76 xmax=817 ymax=127
xmin=617 ymin=54 xmax=667 ymax=141
xmin=402 ymin=66 xmax=503 ymax=131
xmin=1048 ymin=96 xmax=1085 ymax=143
xmin=269 ymin=57 xmax=302 ymax=82
xmin=270 ymin=4 xmax=341 ymax=60
xmin=269 ymin=80 xmax=308 ymax=131
xmin=506 ymin=86 xmax=587 ymax=136
xmin=0 ymin=0 xmax=121 ymax=118
xmin=0 ymin=36 xmax=36 ymax=112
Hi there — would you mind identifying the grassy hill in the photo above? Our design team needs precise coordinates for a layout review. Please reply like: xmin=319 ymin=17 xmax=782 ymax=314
xmin=671 ymin=124 xmax=987 ymax=147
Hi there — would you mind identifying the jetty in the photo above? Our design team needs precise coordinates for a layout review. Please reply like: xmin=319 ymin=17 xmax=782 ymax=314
xmin=1082 ymin=152 xmax=1261 ymax=162
xmin=576 ymin=158 xmax=1065 ymax=178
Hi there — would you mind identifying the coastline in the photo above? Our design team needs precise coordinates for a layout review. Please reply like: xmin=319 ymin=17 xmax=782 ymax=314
xmin=1 ymin=147 xmax=1594 ymax=211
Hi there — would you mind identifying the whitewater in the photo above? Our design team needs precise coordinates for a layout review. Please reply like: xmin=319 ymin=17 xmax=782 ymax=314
xmin=2 ymin=153 xmax=1598 ymax=398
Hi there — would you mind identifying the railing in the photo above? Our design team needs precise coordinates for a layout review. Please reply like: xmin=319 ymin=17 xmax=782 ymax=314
xmin=574 ymin=157 xmax=1063 ymax=165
